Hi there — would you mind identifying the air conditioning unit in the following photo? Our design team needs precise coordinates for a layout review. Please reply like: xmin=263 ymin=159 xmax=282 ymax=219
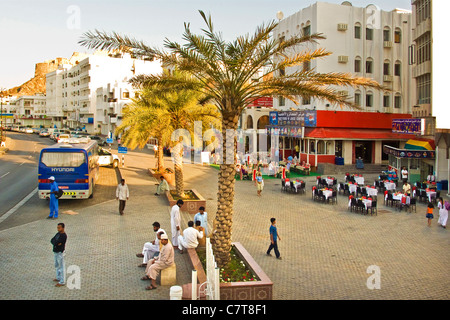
xmin=383 ymin=75 xmax=393 ymax=82
xmin=338 ymin=55 xmax=349 ymax=63
xmin=337 ymin=90 xmax=348 ymax=97
xmin=337 ymin=23 xmax=348 ymax=31
xmin=383 ymin=41 xmax=393 ymax=48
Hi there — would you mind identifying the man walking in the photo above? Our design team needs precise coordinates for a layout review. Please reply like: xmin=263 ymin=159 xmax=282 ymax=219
xmin=116 ymin=178 xmax=129 ymax=215
xmin=170 ymin=199 xmax=183 ymax=247
xmin=47 ymin=176 xmax=59 ymax=219
xmin=266 ymin=218 xmax=282 ymax=260
xmin=50 ymin=223 xmax=67 ymax=287
xmin=177 ymin=221 xmax=204 ymax=254
xmin=136 ymin=222 xmax=166 ymax=267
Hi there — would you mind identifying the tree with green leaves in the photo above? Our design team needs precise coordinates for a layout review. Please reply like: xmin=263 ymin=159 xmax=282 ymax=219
xmin=80 ymin=10 xmax=385 ymax=267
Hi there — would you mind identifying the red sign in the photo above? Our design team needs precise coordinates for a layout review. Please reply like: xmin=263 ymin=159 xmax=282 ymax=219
xmin=248 ymin=97 xmax=273 ymax=108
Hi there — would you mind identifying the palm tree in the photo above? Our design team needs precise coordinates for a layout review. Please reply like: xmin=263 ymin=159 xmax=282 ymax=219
xmin=116 ymin=72 xmax=220 ymax=198
xmin=79 ymin=11 xmax=385 ymax=267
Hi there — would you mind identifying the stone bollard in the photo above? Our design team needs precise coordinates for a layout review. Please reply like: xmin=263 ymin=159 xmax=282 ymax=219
xmin=170 ymin=285 xmax=183 ymax=300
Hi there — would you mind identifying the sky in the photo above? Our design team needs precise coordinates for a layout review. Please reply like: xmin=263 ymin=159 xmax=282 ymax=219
xmin=0 ymin=0 xmax=412 ymax=89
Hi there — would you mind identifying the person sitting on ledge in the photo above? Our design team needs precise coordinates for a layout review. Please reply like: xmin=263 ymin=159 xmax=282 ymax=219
xmin=177 ymin=221 xmax=204 ymax=254
xmin=154 ymin=176 xmax=169 ymax=196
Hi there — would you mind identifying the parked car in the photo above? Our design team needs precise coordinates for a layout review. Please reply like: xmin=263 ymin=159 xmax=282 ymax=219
xmin=57 ymin=133 xmax=71 ymax=143
xmin=25 ymin=128 xmax=34 ymax=134
xmin=98 ymin=147 xmax=119 ymax=168
xmin=39 ymin=129 xmax=50 ymax=137
xmin=89 ymin=135 xmax=107 ymax=146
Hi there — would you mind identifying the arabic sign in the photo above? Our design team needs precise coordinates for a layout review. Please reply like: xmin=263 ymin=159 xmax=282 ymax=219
xmin=269 ymin=110 xmax=316 ymax=127
xmin=265 ymin=125 xmax=303 ymax=138
xmin=383 ymin=145 xmax=435 ymax=159
xmin=392 ymin=118 xmax=421 ymax=134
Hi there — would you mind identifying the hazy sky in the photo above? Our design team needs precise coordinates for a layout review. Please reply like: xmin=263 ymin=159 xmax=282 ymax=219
xmin=0 ymin=0 xmax=412 ymax=89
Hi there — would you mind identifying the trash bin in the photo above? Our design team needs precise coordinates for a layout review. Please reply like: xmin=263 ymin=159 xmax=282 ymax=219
xmin=170 ymin=285 xmax=183 ymax=300
xmin=356 ymin=159 xmax=364 ymax=169
xmin=335 ymin=157 xmax=344 ymax=165
xmin=438 ymin=180 xmax=448 ymax=191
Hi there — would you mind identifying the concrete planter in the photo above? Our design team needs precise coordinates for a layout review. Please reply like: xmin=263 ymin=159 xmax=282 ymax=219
xmin=183 ymin=242 xmax=273 ymax=300
xmin=165 ymin=188 xmax=206 ymax=215
xmin=148 ymin=168 xmax=175 ymax=186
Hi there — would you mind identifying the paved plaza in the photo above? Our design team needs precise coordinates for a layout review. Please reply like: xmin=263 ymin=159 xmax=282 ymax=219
xmin=0 ymin=147 xmax=449 ymax=300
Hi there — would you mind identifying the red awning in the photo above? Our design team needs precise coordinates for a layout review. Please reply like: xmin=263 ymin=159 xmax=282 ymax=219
xmin=304 ymin=127 xmax=413 ymax=140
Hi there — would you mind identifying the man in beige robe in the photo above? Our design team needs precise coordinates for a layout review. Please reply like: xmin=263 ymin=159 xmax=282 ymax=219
xmin=142 ymin=233 xmax=174 ymax=290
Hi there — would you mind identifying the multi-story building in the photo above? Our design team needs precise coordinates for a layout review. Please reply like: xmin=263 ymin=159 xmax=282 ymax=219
xmin=46 ymin=52 xmax=162 ymax=134
xmin=269 ymin=1 xmax=415 ymax=167
xmin=12 ymin=94 xmax=52 ymax=127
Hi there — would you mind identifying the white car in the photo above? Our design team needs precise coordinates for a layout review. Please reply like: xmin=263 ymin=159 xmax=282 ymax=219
xmin=98 ymin=147 xmax=119 ymax=168
xmin=25 ymin=128 xmax=34 ymax=134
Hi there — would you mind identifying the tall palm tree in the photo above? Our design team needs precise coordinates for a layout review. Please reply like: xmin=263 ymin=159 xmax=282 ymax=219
xmin=80 ymin=11 xmax=385 ymax=267
xmin=116 ymin=72 xmax=220 ymax=197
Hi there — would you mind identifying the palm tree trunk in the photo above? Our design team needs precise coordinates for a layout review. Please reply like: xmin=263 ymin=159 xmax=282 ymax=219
xmin=173 ymin=143 xmax=185 ymax=198
xmin=157 ymin=138 xmax=164 ymax=173
xmin=212 ymin=112 xmax=239 ymax=268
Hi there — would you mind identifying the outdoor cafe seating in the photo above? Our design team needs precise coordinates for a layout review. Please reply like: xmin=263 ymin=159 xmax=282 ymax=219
xmin=281 ymin=178 xmax=306 ymax=194
xmin=348 ymin=195 xmax=377 ymax=215
xmin=312 ymin=186 xmax=337 ymax=204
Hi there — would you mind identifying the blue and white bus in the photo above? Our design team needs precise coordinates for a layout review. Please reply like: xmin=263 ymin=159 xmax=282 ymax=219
xmin=38 ymin=139 xmax=99 ymax=199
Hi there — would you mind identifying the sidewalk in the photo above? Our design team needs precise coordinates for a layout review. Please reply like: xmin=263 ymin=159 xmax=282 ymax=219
xmin=0 ymin=145 xmax=449 ymax=300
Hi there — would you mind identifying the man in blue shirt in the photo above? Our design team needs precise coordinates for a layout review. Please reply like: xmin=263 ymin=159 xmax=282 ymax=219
xmin=266 ymin=218 xmax=282 ymax=260
xmin=194 ymin=206 xmax=208 ymax=236
xmin=48 ymin=176 xmax=59 ymax=219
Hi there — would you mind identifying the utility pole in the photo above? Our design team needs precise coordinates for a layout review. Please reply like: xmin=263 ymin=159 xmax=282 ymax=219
xmin=0 ymin=88 xmax=5 ymax=145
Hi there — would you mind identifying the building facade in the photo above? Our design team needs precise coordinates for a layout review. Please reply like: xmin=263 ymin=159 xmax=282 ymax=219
xmin=12 ymin=94 xmax=52 ymax=127
xmin=271 ymin=1 xmax=415 ymax=167
xmin=46 ymin=52 xmax=162 ymax=134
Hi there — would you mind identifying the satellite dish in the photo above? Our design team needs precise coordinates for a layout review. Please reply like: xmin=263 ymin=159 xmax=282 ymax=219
xmin=276 ymin=11 xmax=284 ymax=20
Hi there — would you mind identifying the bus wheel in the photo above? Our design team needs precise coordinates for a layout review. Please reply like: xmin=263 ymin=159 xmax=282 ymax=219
xmin=113 ymin=159 xmax=119 ymax=168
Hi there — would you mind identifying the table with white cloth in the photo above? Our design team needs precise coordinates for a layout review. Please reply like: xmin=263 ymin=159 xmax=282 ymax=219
xmin=321 ymin=189 xmax=333 ymax=200
xmin=325 ymin=178 xmax=335 ymax=187
xmin=390 ymin=193 xmax=411 ymax=204
xmin=384 ymin=182 xmax=396 ymax=191
xmin=338 ymin=183 xmax=357 ymax=194
xmin=365 ymin=187 xmax=378 ymax=197
xmin=362 ymin=198 xmax=372 ymax=210
xmin=354 ymin=176 xmax=364 ymax=185
xmin=426 ymin=191 xmax=437 ymax=202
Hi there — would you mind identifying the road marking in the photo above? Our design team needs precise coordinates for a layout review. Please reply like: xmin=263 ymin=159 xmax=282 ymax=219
xmin=0 ymin=187 xmax=38 ymax=224
xmin=19 ymin=161 xmax=26 ymax=166
xmin=0 ymin=172 xmax=10 ymax=178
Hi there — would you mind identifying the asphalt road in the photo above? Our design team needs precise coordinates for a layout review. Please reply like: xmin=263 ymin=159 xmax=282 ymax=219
xmin=0 ymin=132 xmax=121 ymax=231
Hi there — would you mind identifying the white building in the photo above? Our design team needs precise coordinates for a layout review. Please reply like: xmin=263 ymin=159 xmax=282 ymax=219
xmin=267 ymin=1 xmax=415 ymax=167
xmin=12 ymin=94 xmax=51 ymax=127
xmin=46 ymin=52 xmax=162 ymax=134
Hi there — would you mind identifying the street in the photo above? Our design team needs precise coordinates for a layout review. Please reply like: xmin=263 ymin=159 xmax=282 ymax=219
xmin=0 ymin=132 xmax=120 ymax=231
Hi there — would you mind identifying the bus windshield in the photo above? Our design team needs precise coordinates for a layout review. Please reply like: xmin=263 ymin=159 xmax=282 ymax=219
xmin=41 ymin=151 xmax=86 ymax=167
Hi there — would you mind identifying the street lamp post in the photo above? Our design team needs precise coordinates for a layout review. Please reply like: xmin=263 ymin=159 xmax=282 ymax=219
xmin=0 ymin=88 xmax=6 ymax=145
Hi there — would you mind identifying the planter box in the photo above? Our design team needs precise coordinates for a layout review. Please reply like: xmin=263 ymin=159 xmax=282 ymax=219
xmin=183 ymin=242 xmax=273 ymax=300
xmin=165 ymin=188 xmax=206 ymax=215
xmin=148 ymin=168 xmax=175 ymax=186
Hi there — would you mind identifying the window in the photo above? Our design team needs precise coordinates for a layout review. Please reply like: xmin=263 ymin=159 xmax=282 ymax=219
xmin=394 ymin=30 xmax=401 ymax=43
xmin=383 ymin=61 xmax=390 ymax=76
xmin=383 ymin=95 xmax=390 ymax=107
xmin=279 ymin=67 xmax=285 ymax=76
xmin=416 ymin=32 xmax=431 ymax=65
xmin=416 ymin=0 xmax=431 ymax=24
xmin=354 ymin=57 xmax=362 ymax=73
xmin=355 ymin=92 xmax=361 ymax=106
xmin=303 ymin=96 xmax=310 ymax=105
xmin=417 ymin=73 xmax=431 ymax=104
xmin=303 ymin=25 xmax=311 ymax=36
xmin=366 ymin=28 xmax=373 ymax=40
xmin=303 ymin=61 xmax=310 ymax=72
xmin=383 ymin=29 xmax=390 ymax=42
xmin=366 ymin=92 xmax=373 ymax=107
xmin=394 ymin=95 xmax=402 ymax=108
xmin=41 ymin=152 xmax=86 ymax=167
xmin=366 ymin=59 xmax=373 ymax=73
xmin=354 ymin=25 xmax=361 ymax=39
xmin=123 ymin=91 xmax=130 ymax=99
xmin=394 ymin=62 xmax=401 ymax=76
xmin=279 ymin=96 xmax=285 ymax=107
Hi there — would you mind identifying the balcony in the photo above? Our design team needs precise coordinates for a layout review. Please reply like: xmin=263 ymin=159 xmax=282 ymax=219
xmin=383 ymin=75 xmax=393 ymax=82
